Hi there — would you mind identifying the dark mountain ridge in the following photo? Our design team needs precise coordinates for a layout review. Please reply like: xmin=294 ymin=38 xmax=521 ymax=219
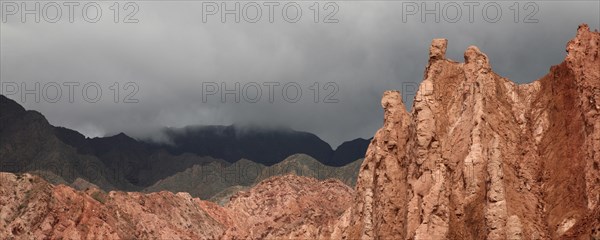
xmin=156 ymin=125 xmax=370 ymax=166
xmin=0 ymin=95 xmax=126 ymax=190
xmin=1 ymin=95 xmax=369 ymax=188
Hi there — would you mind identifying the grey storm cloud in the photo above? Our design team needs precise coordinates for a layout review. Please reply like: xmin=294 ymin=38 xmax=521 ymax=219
xmin=1 ymin=1 xmax=599 ymax=146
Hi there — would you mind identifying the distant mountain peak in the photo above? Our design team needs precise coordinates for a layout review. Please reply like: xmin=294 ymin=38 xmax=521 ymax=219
xmin=0 ymin=95 xmax=26 ymax=117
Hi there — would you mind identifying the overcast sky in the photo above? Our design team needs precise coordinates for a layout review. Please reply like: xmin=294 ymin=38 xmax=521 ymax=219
xmin=1 ymin=1 xmax=599 ymax=147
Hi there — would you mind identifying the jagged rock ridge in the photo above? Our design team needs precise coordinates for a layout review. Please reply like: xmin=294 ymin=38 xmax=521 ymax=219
xmin=334 ymin=24 xmax=599 ymax=239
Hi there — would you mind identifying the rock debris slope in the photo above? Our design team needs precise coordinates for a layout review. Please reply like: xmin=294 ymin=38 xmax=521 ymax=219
xmin=334 ymin=24 xmax=599 ymax=239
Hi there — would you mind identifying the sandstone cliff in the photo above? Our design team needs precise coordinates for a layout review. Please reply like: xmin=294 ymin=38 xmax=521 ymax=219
xmin=335 ymin=24 xmax=599 ymax=240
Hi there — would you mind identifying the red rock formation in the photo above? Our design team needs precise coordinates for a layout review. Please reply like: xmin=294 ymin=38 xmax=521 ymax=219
xmin=1 ymin=25 xmax=598 ymax=240
xmin=0 ymin=172 xmax=352 ymax=239
xmin=335 ymin=24 xmax=599 ymax=240
xmin=0 ymin=173 xmax=227 ymax=239
xmin=223 ymin=175 xmax=353 ymax=239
